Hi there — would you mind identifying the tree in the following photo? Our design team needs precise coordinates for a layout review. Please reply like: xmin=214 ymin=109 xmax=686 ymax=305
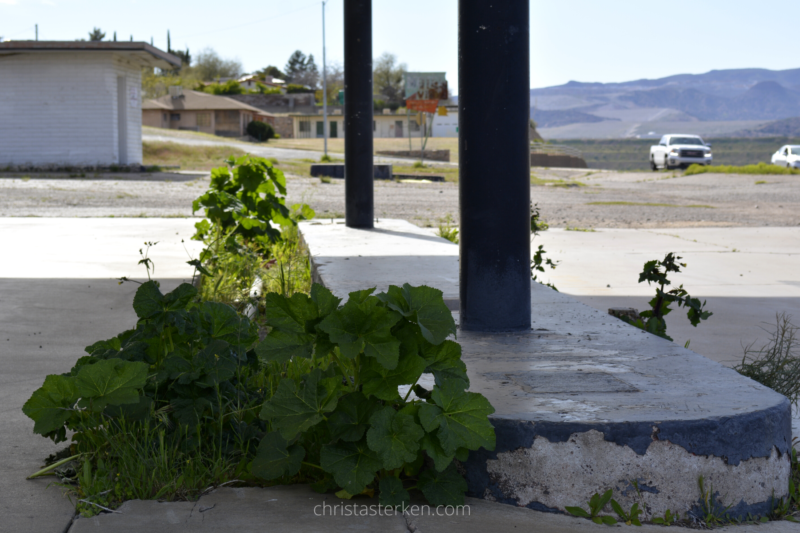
xmin=88 ymin=28 xmax=106 ymax=41
xmin=284 ymin=50 xmax=319 ymax=88
xmin=257 ymin=65 xmax=285 ymax=80
xmin=322 ymin=61 xmax=344 ymax=104
xmin=193 ymin=48 xmax=242 ymax=81
xmin=373 ymin=53 xmax=406 ymax=104
xmin=113 ymin=31 xmax=117 ymax=42
xmin=167 ymin=30 xmax=171 ymax=52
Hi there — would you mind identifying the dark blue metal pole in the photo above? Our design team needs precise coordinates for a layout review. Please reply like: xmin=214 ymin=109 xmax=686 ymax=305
xmin=343 ymin=0 xmax=373 ymax=228
xmin=459 ymin=1 xmax=531 ymax=331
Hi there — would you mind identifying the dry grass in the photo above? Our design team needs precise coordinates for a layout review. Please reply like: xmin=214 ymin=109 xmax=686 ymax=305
xmin=142 ymin=141 xmax=247 ymax=170
xmin=269 ymin=137 xmax=460 ymax=160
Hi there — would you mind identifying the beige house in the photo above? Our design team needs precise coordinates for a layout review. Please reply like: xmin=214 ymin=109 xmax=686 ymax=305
xmin=142 ymin=88 xmax=273 ymax=137
xmin=290 ymin=110 xmax=422 ymax=139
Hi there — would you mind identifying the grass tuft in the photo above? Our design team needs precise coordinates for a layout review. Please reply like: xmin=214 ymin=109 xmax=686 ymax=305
xmin=685 ymin=162 xmax=800 ymax=176
xmin=143 ymin=141 xmax=247 ymax=171
xmin=735 ymin=313 xmax=800 ymax=406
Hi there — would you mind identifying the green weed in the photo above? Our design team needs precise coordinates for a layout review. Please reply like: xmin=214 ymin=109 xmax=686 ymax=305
xmin=436 ymin=214 xmax=459 ymax=244
xmin=565 ymin=226 xmax=596 ymax=232
xmin=566 ymin=489 xmax=617 ymax=525
xmin=620 ymin=253 xmax=712 ymax=341
xmin=685 ymin=162 xmax=800 ymax=176
xmin=735 ymin=313 xmax=800 ymax=406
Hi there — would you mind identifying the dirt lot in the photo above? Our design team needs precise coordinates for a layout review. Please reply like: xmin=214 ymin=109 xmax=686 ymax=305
xmin=0 ymin=168 xmax=798 ymax=228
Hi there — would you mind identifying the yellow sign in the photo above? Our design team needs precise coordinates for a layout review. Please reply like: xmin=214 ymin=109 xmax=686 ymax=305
xmin=437 ymin=106 xmax=448 ymax=116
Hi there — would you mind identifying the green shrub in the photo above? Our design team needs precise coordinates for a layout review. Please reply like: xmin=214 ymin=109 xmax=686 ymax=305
xmin=685 ymin=162 xmax=800 ymax=176
xmin=735 ymin=313 xmax=800 ymax=406
xmin=191 ymin=154 xmax=313 ymax=255
xmin=246 ymin=121 xmax=276 ymax=142
xmin=23 ymin=280 xmax=495 ymax=510
xmin=286 ymin=84 xmax=312 ymax=94
xmin=199 ymin=79 xmax=244 ymax=95
xmin=252 ymin=282 xmax=495 ymax=506
xmin=622 ymin=253 xmax=712 ymax=341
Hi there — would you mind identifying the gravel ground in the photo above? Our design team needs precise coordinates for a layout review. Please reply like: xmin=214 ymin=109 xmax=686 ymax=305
xmin=1 ymin=168 xmax=798 ymax=228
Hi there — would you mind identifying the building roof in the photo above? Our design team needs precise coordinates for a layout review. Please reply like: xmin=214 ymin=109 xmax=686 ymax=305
xmin=0 ymin=41 xmax=181 ymax=69
xmin=143 ymin=90 xmax=273 ymax=115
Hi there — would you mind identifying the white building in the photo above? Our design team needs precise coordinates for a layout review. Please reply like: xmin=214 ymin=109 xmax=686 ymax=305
xmin=431 ymin=105 xmax=458 ymax=137
xmin=0 ymin=41 xmax=180 ymax=168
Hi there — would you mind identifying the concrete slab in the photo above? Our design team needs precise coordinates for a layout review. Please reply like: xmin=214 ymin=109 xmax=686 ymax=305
xmin=0 ymin=219 xmax=200 ymax=533
xmin=411 ymin=495 xmax=800 ymax=533
xmin=65 ymin=486 xmax=800 ymax=533
xmin=68 ymin=486 xmax=409 ymax=533
xmin=300 ymin=219 xmax=792 ymax=519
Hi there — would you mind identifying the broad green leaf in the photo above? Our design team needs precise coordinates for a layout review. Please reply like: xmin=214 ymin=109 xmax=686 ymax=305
xmin=418 ymin=379 xmax=496 ymax=455
xmin=421 ymin=340 xmax=469 ymax=389
xmin=310 ymin=284 xmax=341 ymax=318
xmin=259 ymin=369 xmax=339 ymax=440
xmin=170 ymin=396 xmax=214 ymax=427
xmin=22 ymin=374 xmax=77 ymax=435
xmin=378 ymin=284 xmax=456 ymax=345
xmin=256 ymin=330 xmax=314 ymax=363
xmin=74 ymin=359 xmax=148 ymax=411
xmin=361 ymin=351 xmax=427 ymax=401
xmin=379 ymin=476 xmax=410 ymax=508
xmin=366 ymin=407 xmax=424 ymax=470
xmin=320 ymin=440 xmax=382 ymax=495
xmin=565 ymin=506 xmax=590 ymax=518
xmin=420 ymin=433 xmax=455 ymax=472
xmin=201 ymin=302 xmax=255 ymax=346
xmin=263 ymin=292 xmax=318 ymax=334
xmin=251 ymin=432 xmax=305 ymax=480
xmin=347 ymin=288 xmax=376 ymax=305
xmin=317 ymin=299 xmax=401 ymax=368
xmin=104 ymin=395 xmax=153 ymax=422
xmin=133 ymin=280 xmax=164 ymax=319
xmin=327 ymin=392 xmax=380 ymax=442
xmin=418 ymin=464 xmax=467 ymax=507
xmin=163 ymin=283 xmax=197 ymax=311
xmin=193 ymin=340 xmax=237 ymax=387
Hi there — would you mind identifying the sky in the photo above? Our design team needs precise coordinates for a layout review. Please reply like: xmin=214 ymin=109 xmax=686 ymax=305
xmin=2 ymin=0 xmax=799 ymax=91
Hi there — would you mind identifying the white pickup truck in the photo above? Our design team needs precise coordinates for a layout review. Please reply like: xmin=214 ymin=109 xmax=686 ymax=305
xmin=650 ymin=134 xmax=712 ymax=170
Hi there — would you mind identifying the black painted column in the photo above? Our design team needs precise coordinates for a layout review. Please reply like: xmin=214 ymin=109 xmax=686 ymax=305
xmin=343 ymin=0 xmax=374 ymax=228
xmin=459 ymin=1 xmax=531 ymax=331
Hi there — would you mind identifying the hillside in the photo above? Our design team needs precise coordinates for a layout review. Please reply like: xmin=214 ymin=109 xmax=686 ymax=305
xmin=730 ymin=117 xmax=800 ymax=137
xmin=530 ymin=67 xmax=800 ymax=138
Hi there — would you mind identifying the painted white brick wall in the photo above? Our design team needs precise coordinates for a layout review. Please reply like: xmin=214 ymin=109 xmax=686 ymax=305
xmin=0 ymin=51 xmax=143 ymax=166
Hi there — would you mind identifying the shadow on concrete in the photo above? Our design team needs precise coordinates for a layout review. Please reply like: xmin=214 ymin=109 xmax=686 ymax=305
xmin=0 ymin=172 xmax=206 ymax=183
xmin=0 ymin=277 xmax=186 ymax=533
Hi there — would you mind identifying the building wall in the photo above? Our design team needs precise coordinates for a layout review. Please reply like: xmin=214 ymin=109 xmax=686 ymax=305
xmin=0 ymin=51 xmax=144 ymax=166
xmin=432 ymin=111 xmax=458 ymax=138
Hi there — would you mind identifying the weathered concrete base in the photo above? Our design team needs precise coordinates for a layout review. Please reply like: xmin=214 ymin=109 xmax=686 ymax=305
xmin=300 ymin=219 xmax=792 ymax=520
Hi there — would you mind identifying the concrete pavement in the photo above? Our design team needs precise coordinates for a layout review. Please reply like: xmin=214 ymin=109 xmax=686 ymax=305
xmin=67 ymin=485 xmax=800 ymax=532
xmin=4 ymin=219 xmax=800 ymax=531
xmin=0 ymin=219 xmax=201 ymax=533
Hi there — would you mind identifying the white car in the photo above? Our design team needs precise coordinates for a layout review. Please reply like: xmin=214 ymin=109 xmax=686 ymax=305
xmin=771 ymin=145 xmax=800 ymax=169
xmin=650 ymin=134 xmax=713 ymax=170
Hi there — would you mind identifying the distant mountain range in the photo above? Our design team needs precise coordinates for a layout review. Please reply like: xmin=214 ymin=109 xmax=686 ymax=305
xmin=530 ymin=68 xmax=800 ymax=134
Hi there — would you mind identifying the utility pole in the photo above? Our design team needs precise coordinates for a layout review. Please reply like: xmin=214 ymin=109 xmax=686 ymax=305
xmin=322 ymin=0 xmax=328 ymax=158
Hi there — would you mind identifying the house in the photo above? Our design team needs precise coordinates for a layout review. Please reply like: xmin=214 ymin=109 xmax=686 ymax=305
xmin=142 ymin=89 xmax=274 ymax=137
xmin=289 ymin=109 xmax=423 ymax=139
xmin=236 ymin=74 xmax=285 ymax=90
xmin=0 ymin=41 xmax=180 ymax=168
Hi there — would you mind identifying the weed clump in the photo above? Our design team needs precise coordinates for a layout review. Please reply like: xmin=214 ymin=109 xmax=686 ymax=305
xmin=735 ymin=313 xmax=800 ymax=406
